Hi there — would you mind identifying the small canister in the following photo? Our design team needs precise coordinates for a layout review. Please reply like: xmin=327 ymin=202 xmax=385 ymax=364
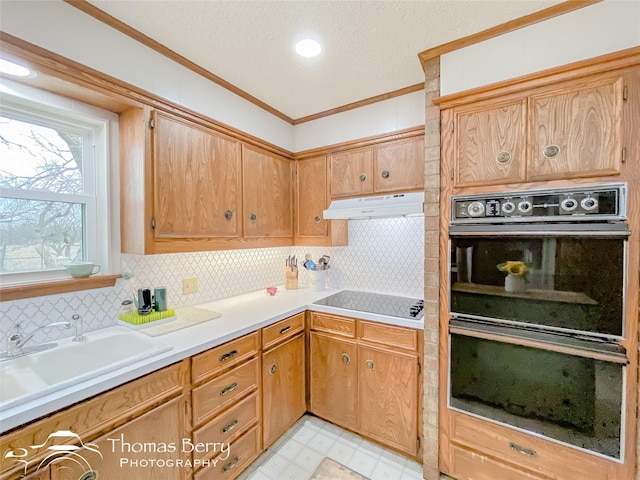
xmin=154 ymin=286 xmax=167 ymax=312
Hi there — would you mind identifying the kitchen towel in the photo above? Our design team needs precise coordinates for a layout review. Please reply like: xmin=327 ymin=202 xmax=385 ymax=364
xmin=139 ymin=306 xmax=221 ymax=336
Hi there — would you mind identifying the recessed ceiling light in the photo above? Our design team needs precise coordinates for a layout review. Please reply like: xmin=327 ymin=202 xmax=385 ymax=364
xmin=295 ymin=38 xmax=322 ymax=58
xmin=0 ymin=58 xmax=32 ymax=77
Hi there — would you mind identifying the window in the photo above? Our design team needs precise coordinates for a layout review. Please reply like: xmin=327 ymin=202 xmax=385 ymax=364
xmin=0 ymin=90 xmax=118 ymax=285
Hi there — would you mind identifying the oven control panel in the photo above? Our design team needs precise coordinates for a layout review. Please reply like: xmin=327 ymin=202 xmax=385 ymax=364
xmin=451 ymin=183 xmax=626 ymax=223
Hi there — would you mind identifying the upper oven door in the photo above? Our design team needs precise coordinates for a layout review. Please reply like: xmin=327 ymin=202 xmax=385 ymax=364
xmin=449 ymin=223 xmax=629 ymax=338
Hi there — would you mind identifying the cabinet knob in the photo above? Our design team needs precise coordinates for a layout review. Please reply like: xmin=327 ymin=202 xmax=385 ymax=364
xmin=78 ymin=472 xmax=99 ymax=480
xmin=224 ymin=210 xmax=233 ymax=220
xmin=314 ymin=215 xmax=322 ymax=223
xmin=381 ymin=170 xmax=390 ymax=178
xmin=342 ymin=353 xmax=351 ymax=364
xmin=496 ymin=151 xmax=512 ymax=164
xmin=269 ymin=363 xmax=277 ymax=375
xmin=365 ymin=359 xmax=375 ymax=370
xmin=543 ymin=145 xmax=560 ymax=158
xmin=249 ymin=213 xmax=257 ymax=221
xmin=359 ymin=173 xmax=367 ymax=182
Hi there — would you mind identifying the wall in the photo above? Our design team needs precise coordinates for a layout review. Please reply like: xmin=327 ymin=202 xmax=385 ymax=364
xmin=440 ymin=0 xmax=640 ymax=96
xmin=0 ymin=0 xmax=426 ymax=346
xmin=0 ymin=217 xmax=424 ymax=345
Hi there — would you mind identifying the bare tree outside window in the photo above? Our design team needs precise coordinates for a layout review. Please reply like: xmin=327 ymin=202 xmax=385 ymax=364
xmin=0 ymin=116 xmax=85 ymax=273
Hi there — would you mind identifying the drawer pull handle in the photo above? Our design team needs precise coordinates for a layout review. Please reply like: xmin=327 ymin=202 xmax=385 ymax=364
xmin=365 ymin=360 xmax=375 ymax=370
xmin=342 ymin=353 xmax=350 ymax=364
xmin=224 ymin=210 xmax=233 ymax=220
xmin=222 ymin=456 xmax=239 ymax=472
xmin=359 ymin=173 xmax=367 ymax=182
xmin=269 ymin=363 xmax=277 ymax=375
xmin=279 ymin=325 xmax=291 ymax=334
xmin=220 ymin=382 xmax=239 ymax=396
xmin=219 ymin=350 xmax=238 ymax=362
xmin=222 ymin=418 xmax=239 ymax=434
xmin=314 ymin=215 xmax=322 ymax=223
xmin=509 ymin=442 xmax=537 ymax=457
xmin=381 ymin=170 xmax=390 ymax=178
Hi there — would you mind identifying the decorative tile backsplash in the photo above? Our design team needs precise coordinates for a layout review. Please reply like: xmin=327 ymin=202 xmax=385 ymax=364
xmin=0 ymin=217 xmax=423 ymax=345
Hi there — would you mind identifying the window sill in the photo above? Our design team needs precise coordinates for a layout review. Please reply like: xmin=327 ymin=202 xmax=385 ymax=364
xmin=0 ymin=275 xmax=122 ymax=302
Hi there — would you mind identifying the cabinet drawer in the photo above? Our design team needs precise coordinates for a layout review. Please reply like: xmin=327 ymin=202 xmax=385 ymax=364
xmin=310 ymin=312 xmax=356 ymax=337
xmin=192 ymin=357 xmax=260 ymax=427
xmin=194 ymin=425 xmax=261 ymax=480
xmin=193 ymin=392 xmax=259 ymax=462
xmin=262 ymin=313 xmax=304 ymax=350
xmin=450 ymin=445 xmax=542 ymax=480
xmin=450 ymin=412 xmax=611 ymax=480
xmin=192 ymin=331 xmax=260 ymax=384
xmin=358 ymin=320 xmax=419 ymax=351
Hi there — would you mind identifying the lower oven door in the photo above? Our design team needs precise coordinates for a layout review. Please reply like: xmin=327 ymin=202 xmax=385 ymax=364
xmin=449 ymin=320 xmax=626 ymax=460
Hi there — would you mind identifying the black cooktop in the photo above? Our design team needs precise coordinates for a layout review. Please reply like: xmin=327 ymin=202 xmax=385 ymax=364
xmin=313 ymin=290 xmax=424 ymax=320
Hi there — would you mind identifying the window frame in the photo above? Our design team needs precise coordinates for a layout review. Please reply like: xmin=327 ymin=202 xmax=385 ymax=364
xmin=0 ymin=85 xmax=119 ymax=286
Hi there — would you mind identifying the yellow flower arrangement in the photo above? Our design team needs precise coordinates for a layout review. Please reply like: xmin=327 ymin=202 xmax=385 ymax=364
xmin=497 ymin=261 xmax=529 ymax=277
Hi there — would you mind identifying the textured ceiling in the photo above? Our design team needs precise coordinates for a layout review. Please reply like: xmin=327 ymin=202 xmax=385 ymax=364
xmin=87 ymin=0 xmax=564 ymax=120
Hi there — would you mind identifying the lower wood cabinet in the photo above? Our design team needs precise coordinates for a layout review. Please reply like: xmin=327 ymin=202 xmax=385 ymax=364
xmin=261 ymin=316 xmax=306 ymax=448
xmin=358 ymin=344 xmax=420 ymax=455
xmin=193 ymin=425 xmax=261 ymax=480
xmin=50 ymin=396 xmax=190 ymax=480
xmin=309 ymin=332 xmax=358 ymax=429
xmin=1 ymin=311 xmax=423 ymax=480
xmin=309 ymin=312 xmax=423 ymax=459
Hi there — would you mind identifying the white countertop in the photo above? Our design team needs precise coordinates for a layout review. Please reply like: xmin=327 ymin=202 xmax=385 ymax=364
xmin=0 ymin=286 xmax=424 ymax=433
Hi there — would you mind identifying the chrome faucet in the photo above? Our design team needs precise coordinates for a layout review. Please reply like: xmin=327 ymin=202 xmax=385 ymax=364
xmin=72 ymin=314 xmax=87 ymax=342
xmin=4 ymin=319 xmax=72 ymax=359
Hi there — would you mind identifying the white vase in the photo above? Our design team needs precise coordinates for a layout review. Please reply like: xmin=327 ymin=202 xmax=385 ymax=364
xmin=505 ymin=274 xmax=526 ymax=293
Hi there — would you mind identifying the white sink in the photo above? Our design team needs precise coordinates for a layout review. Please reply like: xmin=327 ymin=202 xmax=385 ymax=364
xmin=0 ymin=326 xmax=172 ymax=411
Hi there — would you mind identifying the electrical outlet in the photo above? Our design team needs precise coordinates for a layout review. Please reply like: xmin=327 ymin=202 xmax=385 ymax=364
xmin=182 ymin=276 xmax=198 ymax=294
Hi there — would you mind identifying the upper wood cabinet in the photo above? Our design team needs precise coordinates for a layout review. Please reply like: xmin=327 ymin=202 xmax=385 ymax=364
xmin=374 ymin=136 xmax=425 ymax=193
xmin=120 ymin=109 xmax=295 ymax=253
xmin=152 ymin=111 xmax=242 ymax=239
xmin=242 ymin=144 xmax=293 ymax=239
xmin=451 ymin=99 xmax=526 ymax=187
xmin=329 ymin=135 xmax=424 ymax=199
xmin=444 ymin=68 xmax=634 ymax=188
xmin=527 ymin=74 xmax=624 ymax=181
xmin=295 ymin=155 xmax=347 ymax=246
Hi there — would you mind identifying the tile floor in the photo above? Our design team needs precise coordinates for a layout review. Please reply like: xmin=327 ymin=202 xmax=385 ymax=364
xmin=237 ymin=414 xmax=424 ymax=480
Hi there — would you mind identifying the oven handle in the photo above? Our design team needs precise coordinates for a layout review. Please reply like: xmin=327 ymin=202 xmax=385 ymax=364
xmin=450 ymin=319 xmax=628 ymax=364
xmin=449 ymin=222 xmax=630 ymax=237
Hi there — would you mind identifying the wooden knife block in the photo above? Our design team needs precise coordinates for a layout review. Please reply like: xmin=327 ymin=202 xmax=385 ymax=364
xmin=285 ymin=267 xmax=298 ymax=289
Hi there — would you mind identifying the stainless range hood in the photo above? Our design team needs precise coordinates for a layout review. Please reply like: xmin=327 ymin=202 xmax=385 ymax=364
xmin=323 ymin=191 xmax=424 ymax=220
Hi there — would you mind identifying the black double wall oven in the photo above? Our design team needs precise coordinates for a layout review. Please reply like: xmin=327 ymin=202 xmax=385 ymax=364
xmin=447 ymin=183 xmax=629 ymax=460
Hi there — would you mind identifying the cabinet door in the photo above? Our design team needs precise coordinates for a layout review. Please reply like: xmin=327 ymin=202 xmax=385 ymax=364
xmin=309 ymin=332 xmax=358 ymax=430
xmin=262 ymin=334 xmax=306 ymax=448
xmin=242 ymin=144 xmax=293 ymax=238
xmin=528 ymin=74 xmax=624 ymax=181
xmin=51 ymin=397 xmax=190 ymax=480
xmin=329 ymin=148 xmax=374 ymax=198
xmin=453 ymin=100 xmax=526 ymax=187
xmin=358 ymin=344 xmax=419 ymax=456
xmin=296 ymin=156 xmax=328 ymax=238
xmin=152 ymin=111 xmax=241 ymax=238
xmin=374 ymin=136 xmax=425 ymax=193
